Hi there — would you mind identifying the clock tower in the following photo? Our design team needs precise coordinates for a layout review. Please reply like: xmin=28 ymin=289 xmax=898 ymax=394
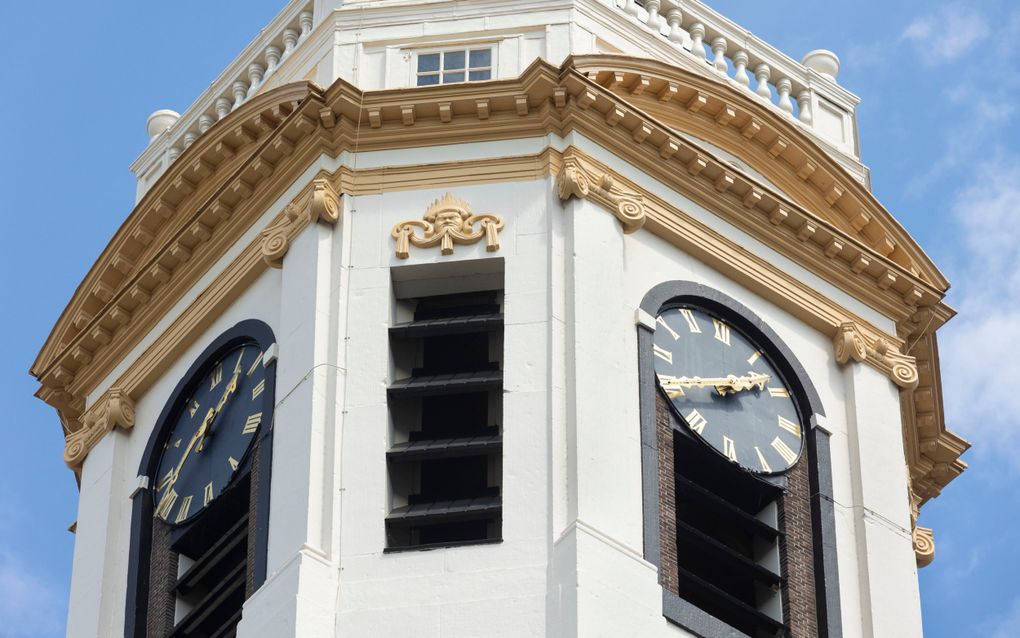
xmin=32 ymin=1 xmax=967 ymax=637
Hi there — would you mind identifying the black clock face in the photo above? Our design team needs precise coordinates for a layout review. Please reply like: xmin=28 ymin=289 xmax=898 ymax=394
xmin=652 ymin=306 xmax=803 ymax=474
xmin=153 ymin=341 xmax=270 ymax=525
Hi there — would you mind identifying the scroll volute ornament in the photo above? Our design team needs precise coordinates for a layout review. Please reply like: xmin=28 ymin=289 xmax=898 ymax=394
xmin=556 ymin=156 xmax=646 ymax=233
xmin=832 ymin=321 xmax=919 ymax=389
xmin=260 ymin=178 xmax=341 ymax=268
xmin=391 ymin=193 xmax=504 ymax=259
xmin=64 ymin=388 xmax=136 ymax=470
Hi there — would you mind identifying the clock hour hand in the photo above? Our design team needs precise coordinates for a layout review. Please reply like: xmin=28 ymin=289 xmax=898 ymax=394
xmin=160 ymin=407 xmax=214 ymax=494
xmin=659 ymin=372 xmax=770 ymax=397
xmin=198 ymin=372 xmax=241 ymax=451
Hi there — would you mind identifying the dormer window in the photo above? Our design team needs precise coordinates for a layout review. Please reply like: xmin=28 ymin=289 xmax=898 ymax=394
xmin=416 ymin=48 xmax=493 ymax=86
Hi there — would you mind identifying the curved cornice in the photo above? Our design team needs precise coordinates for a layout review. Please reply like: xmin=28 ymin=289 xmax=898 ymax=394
xmin=32 ymin=57 xmax=964 ymax=530
xmin=564 ymin=54 xmax=949 ymax=294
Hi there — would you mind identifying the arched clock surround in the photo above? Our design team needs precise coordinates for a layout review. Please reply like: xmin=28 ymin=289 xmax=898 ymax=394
xmin=124 ymin=319 xmax=277 ymax=638
xmin=637 ymin=281 xmax=842 ymax=638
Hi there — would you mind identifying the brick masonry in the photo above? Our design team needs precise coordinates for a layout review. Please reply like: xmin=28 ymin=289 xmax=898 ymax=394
xmin=656 ymin=393 xmax=820 ymax=637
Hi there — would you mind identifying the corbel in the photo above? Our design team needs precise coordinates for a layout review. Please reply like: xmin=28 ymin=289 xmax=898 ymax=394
xmin=832 ymin=322 xmax=919 ymax=389
xmin=656 ymin=82 xmax=678 ymax=102
xmin=514 ymin=95 xmax=529 ymax=116
xmin=715 ymin=105 xmax=736 ymax=127
xmin=260 ymin=177 xmax=342 ymax=268
xmin=64 ymin=387 xmax=135 ymax=470
xmin=556 ymin=154 xmax=646 ymax=234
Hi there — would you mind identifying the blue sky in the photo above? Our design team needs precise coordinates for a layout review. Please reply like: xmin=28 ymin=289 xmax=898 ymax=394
xmin=0 ymin=1 xmax=1016 ymax=636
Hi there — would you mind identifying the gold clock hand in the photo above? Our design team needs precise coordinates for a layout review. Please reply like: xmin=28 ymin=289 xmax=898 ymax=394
xmin=197 ymin=372 xmax=241 ymax=452
xmin=659 ymin=372 xmax=770 ymax=396
xmin=165 ymin=408 xmax=214 ymax=490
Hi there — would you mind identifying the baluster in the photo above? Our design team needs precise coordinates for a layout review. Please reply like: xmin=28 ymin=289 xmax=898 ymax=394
xmin=665 ymin=9 xmax=684 ymax=43
xmin=183 ymin=131 xmax=198 ymax=149
xmin=198 ymin=114 xmax=215 ymax=134
xmin=167 ymin=147 xmax=182 ymax=163
xmin=232 ymin=80 xmax=249 ymax=110
xmin=247 ymin=63 xmax=265 ymax=98
xmin=711 ymin=36 xmax=728 ymax=74
xmin=689 ymin=23 xmax=707 ymax=60
xmin=265 ymin=46 xmax=282 ymax=76
xmin=215 ymin=97 xmax=233 ymax=120
xmin=797 ymin=90 xmax=813 ymax=124
xmin=623 ymin=0 xmax=642 ymax=20
xmin=776 ymin=78 xmax=794 ymax=114
xmin=282 ymin=28 xmax=299 ymax=58
xmin=298 ymin=11 xmax=313 ymax=39
xmin=754 ymin=63 xmax=772 ymax=99
xmin=644 ymin=1 xmax=662 ymax=31
xmin=732 ymin=50 xmax=750 ymax=87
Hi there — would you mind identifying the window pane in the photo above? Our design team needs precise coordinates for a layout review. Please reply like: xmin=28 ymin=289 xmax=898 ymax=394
xmin=443 ymin=50 xmax=465 ymax=70
xmin=469 ymin=49 xmax=492 ymax=69
xmin=469 ymin=70 xmax=491 ymax=82
xmin=417 ymin=73 xmax=440 ymax=86
xmin=443 ymin=71 xmax=465 ymax=83
xmin=418 ymin=53 xmax=440 ymax=73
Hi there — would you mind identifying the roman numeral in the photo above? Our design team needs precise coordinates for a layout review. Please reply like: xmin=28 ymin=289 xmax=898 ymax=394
xmin=713 ymin=319 xmax=731 ymax=346
xmin=210 ymin=363 xmax=223 ymax=390
xmin=243 ymin=413 xmax=262 ymax=435
xmin=657 ymin=374 xmax=684 ymax=398
xmin=188 ymin=399 xmax=199 ymax=418
xmin=768 ymin=387 xmax=790 ymax=398
xmin=252 ymin=379 xmax=266 ymax=400
xmin=203 ymin=482 xmax=214 ymax=507
xmin=233 ymin=349 xmax=245 ymax=374
xmin=679 ymin=309 xmax=701 ymax=333
xmin=747 ymin=351 xmax=761 ymax=366
xmin=723 ymin=436 xmax=738 ymax=463
xmin=653 ymin=344 xmax=673 ymax=365
xmin=778 ymin=415 xmax=801 ymax=437
xmin=228 ymin=456 xmax=239 ymax=471
xmin=772 ymin=437 xmax=798 ymax=465
xmin=656 ymin=315 xmax=681 ymax=340
xmin=684 ymin=409 xmax=708 ymax=434
xmin=175 ymin=495 xmax=193 ymax=524
xmin=156 ymin=470 xmax=174 ymax=492
xmin=755 ymin=447 xmax=772 ymax=473
xmin=156 ymin=488 xmax=178 ymax=520
xmin=247 ymin=352 xmax=264 ymax=377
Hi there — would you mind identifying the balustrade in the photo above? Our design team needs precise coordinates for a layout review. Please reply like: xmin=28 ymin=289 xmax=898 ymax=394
xmin=613 ymin=0 xmax=858 ymax=156
xmin=138 ymin=3 xmax=314 ymax=191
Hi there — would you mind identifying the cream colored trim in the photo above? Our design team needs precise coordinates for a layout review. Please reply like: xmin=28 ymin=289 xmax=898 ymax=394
xmin=833 ymin=322 xmax=919 ymax=389
xmin=557 ymin=156 xmax=646 ymax=233
xmin=260 ymin=178 xmax=341 ymax=267
xmin=914 ymin=526 xmax=935 ymax=568
xmin=391 ymin=193 xmax=504 ymax=258
xmin=65 ymin=388 xmax=135 ymax=470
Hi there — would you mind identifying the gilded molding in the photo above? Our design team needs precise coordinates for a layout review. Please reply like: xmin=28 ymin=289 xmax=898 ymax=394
xmin=260 ymin=178 xmax=341 ymax=268
xmin=64 ymin=388 xmax=135 ymax=470
xmin=556 ymin=156 xmax=646 ymax=233
xmin=833 ymin=321 xmax=919 ymax=389
xmin=391 ymin=193 xmax=504 ymax=259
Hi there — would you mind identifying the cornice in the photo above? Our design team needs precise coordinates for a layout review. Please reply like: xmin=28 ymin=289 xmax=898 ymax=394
xmin=33 ymin=58 xmax=964 ymax=542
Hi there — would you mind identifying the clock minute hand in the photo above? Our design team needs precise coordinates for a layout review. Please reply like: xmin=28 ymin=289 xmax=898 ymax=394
xmin=197 ymin=372 xmax=241 ymax=452
xmin=660 ymin=372 xmax=770 ymax=396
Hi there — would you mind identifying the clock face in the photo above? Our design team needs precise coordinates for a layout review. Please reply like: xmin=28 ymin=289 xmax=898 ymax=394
xmin=153 ymin=341 xmax=270 ymax=525
xmin=652 ymin=306 xmax=803 ymax=475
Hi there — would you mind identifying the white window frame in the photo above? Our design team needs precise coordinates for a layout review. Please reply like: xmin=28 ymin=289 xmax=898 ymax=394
xmin=409 ymin=43 xmax=497 ymax=87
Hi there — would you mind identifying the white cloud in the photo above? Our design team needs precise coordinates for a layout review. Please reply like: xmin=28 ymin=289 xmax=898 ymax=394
xmin=901 ymin=4 xmax=989 ymax=65
xmin=0 ymin=552 xmax=63 ymax=638
xmin=939 ymin=157 xmax=1020 ymax=470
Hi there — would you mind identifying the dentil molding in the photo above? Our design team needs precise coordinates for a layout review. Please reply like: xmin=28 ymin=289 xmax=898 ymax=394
xmin=64 ymin=388 xmax=135 ymax=470
xmin=833 ymin=321 xmax=919 ymax=389
xmin=391 ymin=193 xmax=504 ymax=259
xmin=260 ymin=178 xmax=341 ymax=268
xmin=556 ymin=156 xmax=646 ymax=233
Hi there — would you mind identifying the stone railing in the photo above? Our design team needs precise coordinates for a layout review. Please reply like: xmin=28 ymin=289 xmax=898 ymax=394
xmin=617 ymin=0 xmax=860 ymax=159
xmin=131 ymin=1 xmax=315 ymax=200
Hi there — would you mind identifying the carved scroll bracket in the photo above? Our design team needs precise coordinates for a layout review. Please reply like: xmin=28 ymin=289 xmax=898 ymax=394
xmin=260 ymin=177 xmax=342 ymax=268
xmin=64 ymin=387 xmax=135 ymax=470
xmin=833 ymin=321 xmax=919 ymax=389
xmin=391 ymin=193 xmax=504 ymax=259
xmin=556 ymin=156 xmax=646 ymax=233
xmin=907 ymin=480 xmax=936 ymax=567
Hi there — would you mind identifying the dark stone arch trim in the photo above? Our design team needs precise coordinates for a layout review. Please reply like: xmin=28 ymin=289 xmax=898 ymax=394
xmin=636 ymin=281 xmax=841 ymax=638
xmin=125 ymin=319 xmax=277 ymax=638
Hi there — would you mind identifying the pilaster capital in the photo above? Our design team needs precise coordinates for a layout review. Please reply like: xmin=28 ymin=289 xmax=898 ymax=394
xmin=64 ymin=387 xmax=135 ymax=470
xmin=260 ymin=177 xmax=342 ymax=268
xmin=833 ymin=321 xmax=919 ymax=389
xmin=556 ymin=154 xmax=646 ymax=233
